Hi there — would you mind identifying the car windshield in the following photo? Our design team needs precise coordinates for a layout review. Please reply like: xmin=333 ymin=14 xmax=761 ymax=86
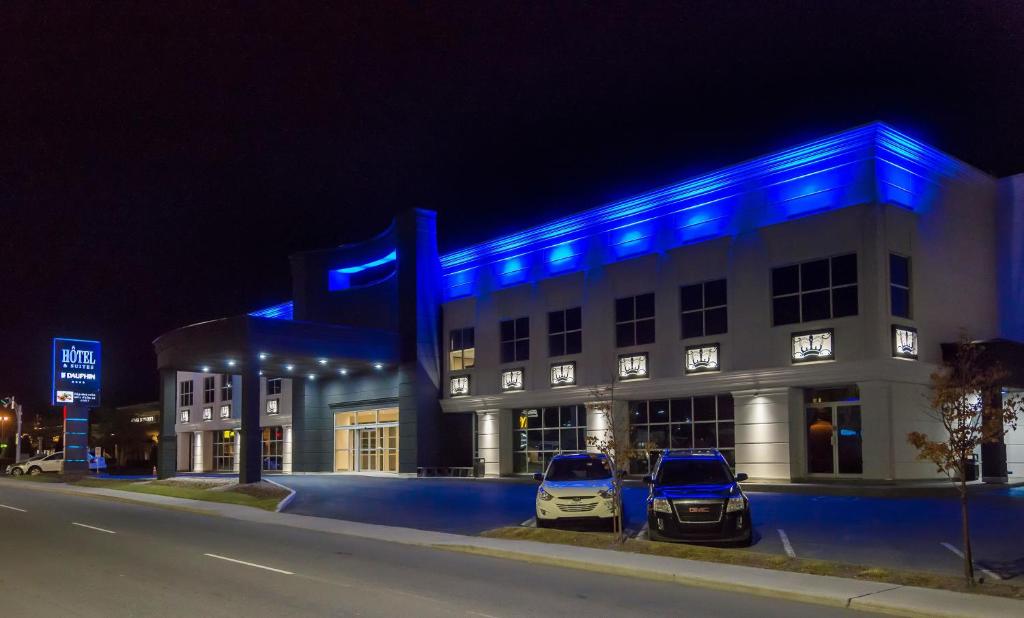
xmin=546 ymin=457 xmax=612 ymax=481
xmin=657 ymin=459 xmax=732 ymax=485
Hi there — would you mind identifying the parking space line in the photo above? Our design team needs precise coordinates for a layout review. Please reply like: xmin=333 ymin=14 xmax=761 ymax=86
xmin=519 ymin=517 xmax=536 ymax=527
xmin=635 ymin=522 xmax=649 ymax=540
xmin=204 ymin=553 xmax=295 ymax=575
xmin=0 ymin=504 xmax=27 ymax=512
xmin=940 ymin=542 xmax=1001 ymax=580
xmin=778 ymin=529 xmax=796 ymax=558
xmin=72 ymin=522 xmax=116 ymax=534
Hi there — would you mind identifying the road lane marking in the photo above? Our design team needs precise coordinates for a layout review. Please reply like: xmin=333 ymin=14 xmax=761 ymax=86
xmin=0 ymin=504 xmax=27 ymax=512
xmin=73 ymin=522 xmax=116 ymax=534
xmin=204 ymin=553 xmax=294 ymax=575
xmin=940 ymin=542 xmax=1001 ymax=580
xmin=778 ymin=529 xmax=796 ymax=558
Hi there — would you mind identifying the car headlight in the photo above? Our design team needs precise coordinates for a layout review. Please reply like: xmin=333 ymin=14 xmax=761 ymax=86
xmin=537 ymin=487 xmax=554 ymax=501
xmin=726 ymin=496 xmax=746 ymax=513
xmin=652 ymin=498 xmax=672 ymax=513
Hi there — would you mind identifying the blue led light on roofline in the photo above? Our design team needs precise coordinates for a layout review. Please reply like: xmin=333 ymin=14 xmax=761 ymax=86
xmin=438 ymin=122 xmax=982 ymax=300
xmin=249 ymin=301 xmax=294 ymax=320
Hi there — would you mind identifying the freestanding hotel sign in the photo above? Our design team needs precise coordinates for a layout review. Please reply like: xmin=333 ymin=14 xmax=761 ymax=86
xmin=52 ymin=338 xmax=101 ymax=476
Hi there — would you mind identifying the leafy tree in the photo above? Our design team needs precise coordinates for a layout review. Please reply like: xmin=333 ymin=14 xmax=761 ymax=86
xmin=907 ymin=338 xmax=1023 ymax=585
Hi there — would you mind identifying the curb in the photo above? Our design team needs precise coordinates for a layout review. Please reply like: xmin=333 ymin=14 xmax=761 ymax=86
xmin=262 ymin=477 xmax=297 ymax=512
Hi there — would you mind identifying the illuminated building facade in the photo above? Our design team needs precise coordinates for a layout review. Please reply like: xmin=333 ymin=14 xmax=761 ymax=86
xmin=156 ymin=123 xmax=1024 ymax=483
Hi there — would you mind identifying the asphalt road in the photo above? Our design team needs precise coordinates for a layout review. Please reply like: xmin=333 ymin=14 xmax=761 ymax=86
xmin=0 ymin=483 xmax=875 ymax=617
xmin=277 ymin=475 xmax=1024 ymax=581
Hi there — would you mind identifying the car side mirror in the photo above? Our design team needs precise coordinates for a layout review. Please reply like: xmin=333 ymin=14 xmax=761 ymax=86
xmin=642 ymin=475 xmax=653 ymax=484
xmin=533 ymin=472 xmax=544 ymax=482
xmin=735 ymin=472 xmax=748 ymax=482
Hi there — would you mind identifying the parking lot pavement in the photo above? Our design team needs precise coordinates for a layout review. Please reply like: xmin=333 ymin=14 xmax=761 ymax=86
xmin=277 ymin=475 xmax=1024 ymax=580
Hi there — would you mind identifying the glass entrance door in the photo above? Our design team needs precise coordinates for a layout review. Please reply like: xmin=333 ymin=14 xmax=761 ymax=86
xmin=334 ymin=408 xmax=399 ymax=473
xmin=805 ymin=403 xmax=863 ymax=476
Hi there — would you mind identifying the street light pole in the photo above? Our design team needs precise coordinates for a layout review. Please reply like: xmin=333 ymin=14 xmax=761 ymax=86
xmin=14 ymin=399 xmax=23 ymax=464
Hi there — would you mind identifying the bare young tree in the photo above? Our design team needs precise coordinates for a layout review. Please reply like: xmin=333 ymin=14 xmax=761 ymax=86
xmin=907 ymin=338 xmax=1023 ymax=585
xmin=585 ymin=381 xmax=635 ymax=543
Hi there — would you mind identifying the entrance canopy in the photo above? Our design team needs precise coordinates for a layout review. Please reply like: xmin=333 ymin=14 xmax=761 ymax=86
xmin=154 ymin=314 xmax=398 ymax=378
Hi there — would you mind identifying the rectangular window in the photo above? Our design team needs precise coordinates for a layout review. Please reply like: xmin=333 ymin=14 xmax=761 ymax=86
xmin=221 ymin=375 xmax=233 ymax=401
xmin=513 ymin=405 xmax=587 ymax=474
xmin=890 ymin=253 xmax=911 ymax=318
xmin=548 ymin=307 xmax=582 ymax=357
xmin=203 ymin=376 xmax=215 ymax=404
xmin=212 ymin=430 xmax=236 ymax=472
xmin=266 ymin=378 xmax=282 ymax=396
xmin=772 ymin=254 xmax=857 ymax=326
xmin=500 ymin=317 xmax=530 ymax=363
xmin=616 ymin=293 xmax=655 ymax=347
xmin=449 ymin=327 xmax=476 ymax=370
xmin=262 ymin=426 xmax=284 ymax=471
xmin=680 ymin=279 xmax=727 ymax=339
xmin=628 ymin=395 xmax=735 ymax=474
xmin=179 ymin=380 xmax=193 ymax=406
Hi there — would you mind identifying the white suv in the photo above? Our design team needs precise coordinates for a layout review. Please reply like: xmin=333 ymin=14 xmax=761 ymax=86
xmin=534 ymin=453 xmax=615 ymax=528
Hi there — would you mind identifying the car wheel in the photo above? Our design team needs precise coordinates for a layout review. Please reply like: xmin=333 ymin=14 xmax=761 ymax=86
xmin=11 ymin=468 xmax=23 ymax=476
xmin=28 ymin=467 xmax=42 ymax=476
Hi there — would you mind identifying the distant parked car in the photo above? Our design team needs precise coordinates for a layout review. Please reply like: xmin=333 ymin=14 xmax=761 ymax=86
xmin=645 ymin=448 xmax=752 ymax=546
xmin=533 ymin=453 xmax=616 ymax=528
xmin=6 ymin=453 xmax=46 ymax=475
xmin=8 ymin=451 xmax=106 ymax=475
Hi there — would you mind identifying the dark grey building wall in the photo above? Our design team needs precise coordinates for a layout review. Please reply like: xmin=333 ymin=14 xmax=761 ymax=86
xmin=293 ymin=373 xmax=399 ymax=472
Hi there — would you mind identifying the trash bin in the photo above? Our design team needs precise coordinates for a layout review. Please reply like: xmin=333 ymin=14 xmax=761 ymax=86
xmin=473 ymin=457 xmax=485 ymax=477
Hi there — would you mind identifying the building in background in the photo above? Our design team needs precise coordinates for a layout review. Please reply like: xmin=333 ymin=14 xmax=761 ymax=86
xmin=154 ymin=122 xmax=1024 ymax=484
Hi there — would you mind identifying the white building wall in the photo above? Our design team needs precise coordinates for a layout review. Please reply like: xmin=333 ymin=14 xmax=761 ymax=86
xmin=733 ymin=388 xmax=793 ymax=481
xmin=1004 ymin=390 xmax=1024 ymax=482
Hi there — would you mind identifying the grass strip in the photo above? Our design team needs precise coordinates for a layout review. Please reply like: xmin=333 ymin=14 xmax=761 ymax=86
xmin=482 ymin=526 xmax=1024 ymax=600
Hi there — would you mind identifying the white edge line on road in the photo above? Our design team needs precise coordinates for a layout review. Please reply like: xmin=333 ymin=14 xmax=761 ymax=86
xmin=940 ymin=542 xmax=1000 ymax=580
xmin=0 ymin=504 xmax=27 ymax=512
xmin=778 ymin=529 xmax=796 ymax=558
xmin=204 ymin=553 xmax=295 ymax=575
xmin=72 ymin=522 xmax=116 ymax=534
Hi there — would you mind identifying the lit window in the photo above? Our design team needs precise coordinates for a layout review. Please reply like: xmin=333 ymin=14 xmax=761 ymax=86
xmin=548 ymin=307 xmax=582 ymax=356
xmin=550 ymin=362 xmax=576 ymax=387
xmin=685 ymin=344 xmax=720 ymax=374
xmin=616 ymin=293 xmax=655 ymax=347
xmin=792 ymin=329 xmax=835 ymax=363
xmin=501 ymin=368 xmax=524 ymax=392
xmin=449 ymin=327 xmax=476 ymax=370
xmin=179 ymin=380 xmax=194 ymax=406
xmin=772 ymin=254 xmax=857 ymax=326
xmin=890 ymin=254 xmax=911 ymax=318
xmin=680 ymin=280 xmax=727 ymax=339
xmin=202 ymin=376 xmax=216 ymax=404
xmin=892 ymin=325 xmax=918 ymax=359
xmin=219 ymin=404 xmax=231 ymax=419
xmin=513 ymin=405 xmax=587 ymax=474
xmin=221 ymin=375 xmax=233 ymax=401
xmin=618 ymin=352 xmax=649 ymax=379
xmin=500 ymin=317 xmax=530 ymax=363
xmin=450 ymin=375 xmax=470 ymax=397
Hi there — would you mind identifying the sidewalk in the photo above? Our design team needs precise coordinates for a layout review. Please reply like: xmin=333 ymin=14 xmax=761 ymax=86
xmin=4 ymin=478 xmax=1021 ymax=618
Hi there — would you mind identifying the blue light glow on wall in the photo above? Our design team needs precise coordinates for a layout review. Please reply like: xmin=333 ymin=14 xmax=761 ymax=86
xmin=249 ymin=301 xmax=294 ymax=320
xmin=438 ymin=122 xmax=982 ymax=301
xmin=328 ymin=250 xmax=398 ymax=291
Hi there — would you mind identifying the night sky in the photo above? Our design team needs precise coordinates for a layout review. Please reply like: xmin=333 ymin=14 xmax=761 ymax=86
xmin=2 ymin=2 xmax=1022 ymax=413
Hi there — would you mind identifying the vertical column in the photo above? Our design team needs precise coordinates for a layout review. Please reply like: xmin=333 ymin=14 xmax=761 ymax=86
xmin=157 ymin=368 xmax=178 ymax=479
xmin=283 ymin=425 xmax=293 ymax=473
xmin=239 ymin=362 xmax=262 ymax=484
xmin=585 ymin=401 xmax=626 ymax=453
xmin=396 ymin=209 xmax=443 ymax=473
xmin=476 ymin=409 xmax=512 ymax=477
xmin=192 ymin=431 xmax=204 ymax=472
xmin=63 ymin=407 xmax=90 ymax=477
xmin=288 ymin=377 xmax=304 ymax=472
xmin=857 ymin=381 xmax=894 ymax=480
xmin=233 ymin=431 xmax=241 ymax=474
